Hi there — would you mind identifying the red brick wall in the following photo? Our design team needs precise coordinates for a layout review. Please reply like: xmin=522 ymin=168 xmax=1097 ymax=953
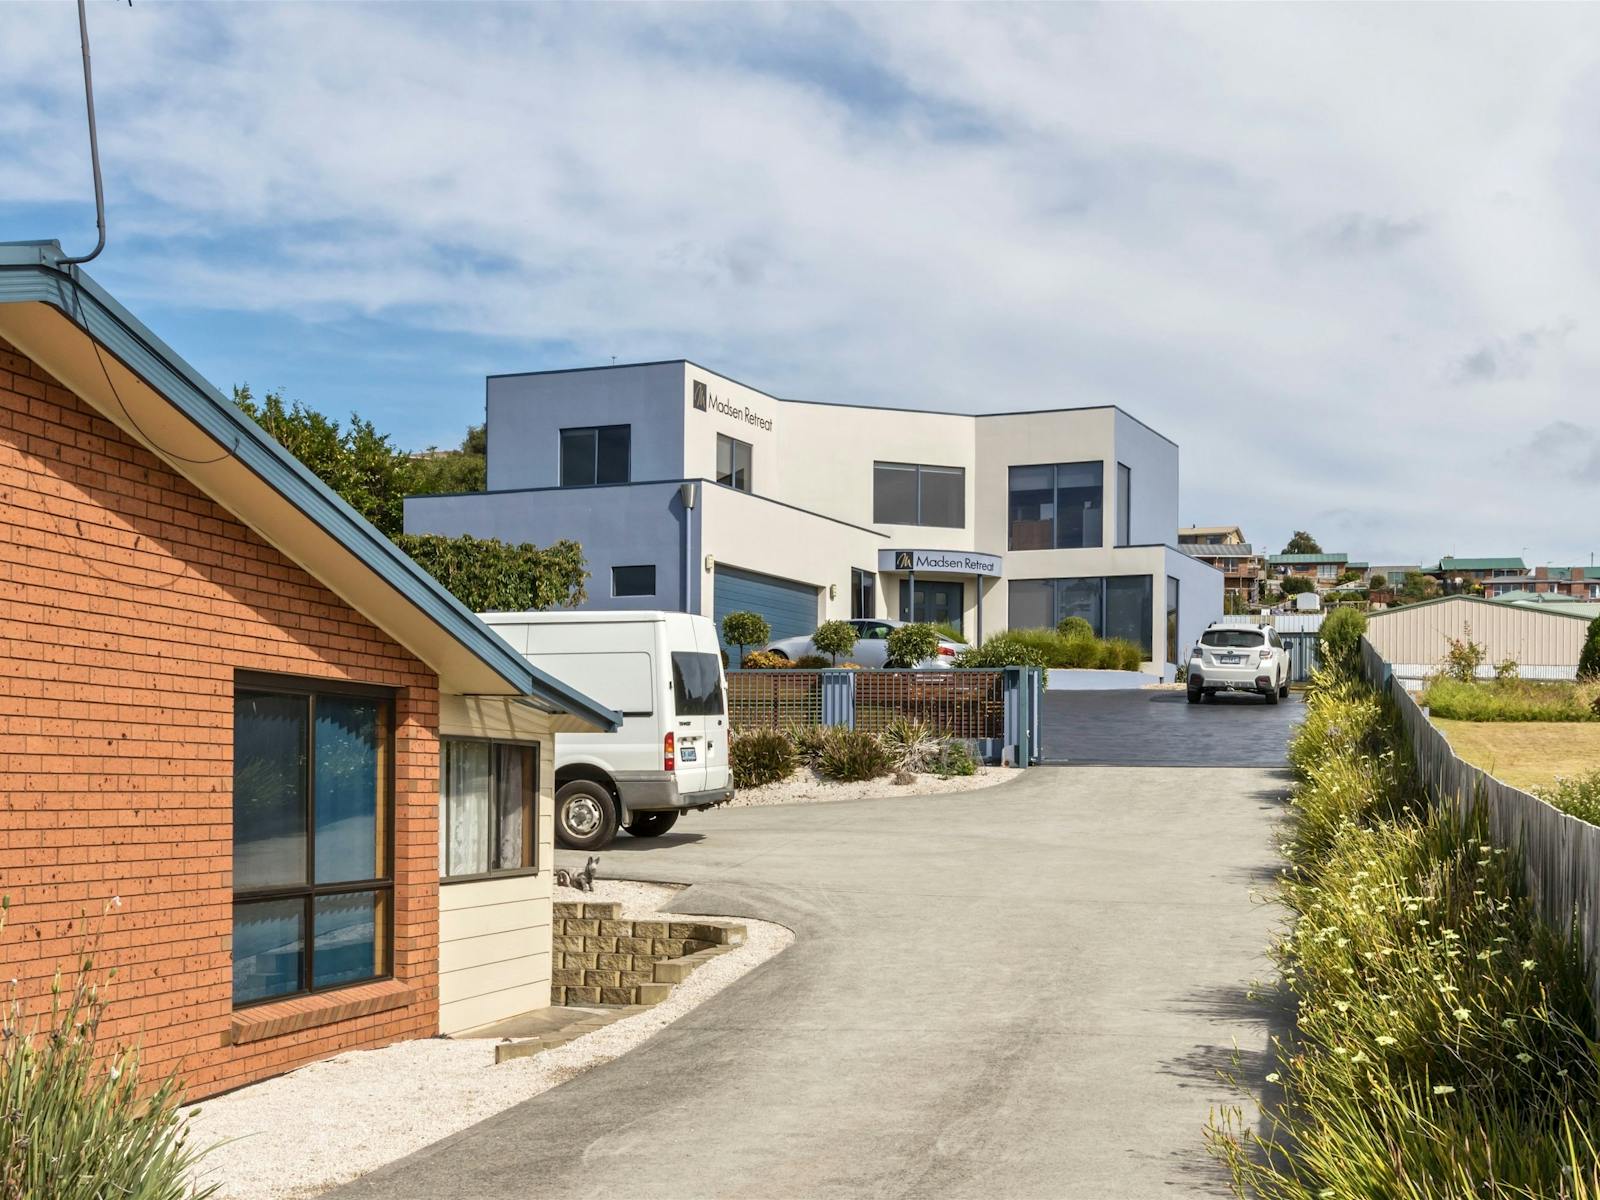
xmin=0 ymin=336 xmax=440 ymax=1098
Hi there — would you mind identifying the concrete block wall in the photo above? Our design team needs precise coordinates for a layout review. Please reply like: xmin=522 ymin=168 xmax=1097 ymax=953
xmin=551 ymin=901 xmax=745 ymax=1005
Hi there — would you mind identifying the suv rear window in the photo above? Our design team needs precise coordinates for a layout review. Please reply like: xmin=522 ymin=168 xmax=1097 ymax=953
xmin=671 ymin=652 xmax=725 ymax=716
xmin=1201 ymin=629 xmax=1266 ymax=648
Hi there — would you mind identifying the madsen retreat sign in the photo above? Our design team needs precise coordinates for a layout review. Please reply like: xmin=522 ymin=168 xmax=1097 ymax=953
xmin=692 ymin=379 xmax=773 ymax=433
xmin=879 ymin=549 xmax=1003 ymax=577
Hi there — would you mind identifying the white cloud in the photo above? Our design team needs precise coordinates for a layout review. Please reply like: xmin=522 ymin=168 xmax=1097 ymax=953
xmin=6 ymin=1 xmax=1600 ymax=562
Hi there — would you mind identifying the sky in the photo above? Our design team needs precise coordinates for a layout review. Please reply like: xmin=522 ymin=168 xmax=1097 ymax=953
xmin=3 ymin=1 xmax=1599 ymax=568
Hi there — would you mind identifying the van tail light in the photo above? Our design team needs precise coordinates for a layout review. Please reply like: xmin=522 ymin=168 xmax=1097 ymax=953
xmin=938 ymin=645 xmax=956 ymax=657
xmin=664 ymin=731 xmax=675 ymax=772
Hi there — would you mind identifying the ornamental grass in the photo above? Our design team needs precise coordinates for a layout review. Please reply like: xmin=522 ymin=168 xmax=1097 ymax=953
xmin=1210 ymin=667 xmax=1600 ymax=1199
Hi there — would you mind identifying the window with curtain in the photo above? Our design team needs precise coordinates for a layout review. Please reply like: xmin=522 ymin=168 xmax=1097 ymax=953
xmin=232 ymin=678 xmax=393 ymax=1007
xmin=872 ymin=462 xmax=965 ymax=527
xmin=440 ymin=739 xmax=538 ymax=881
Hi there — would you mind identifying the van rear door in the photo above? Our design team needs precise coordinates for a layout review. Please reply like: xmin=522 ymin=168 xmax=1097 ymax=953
xmin=694 ymin=617 xmax=731 ymax=793
xmin=669 ymin=644 xmax=722 ymax=797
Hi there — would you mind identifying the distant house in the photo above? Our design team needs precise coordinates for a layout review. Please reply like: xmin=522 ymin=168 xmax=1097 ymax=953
xmin=1422 ymin=556 xmax=1527 ymax=593
xmin=1178 ymin=526 xmax=1262 ymax=604
xmin=0 ymin=242 xmax=618 ymax=1100
xmin=1267 ymin=552 xmax=1352 ymax=591
xmin=1480 ymin=566 xmax=1600 ymax=601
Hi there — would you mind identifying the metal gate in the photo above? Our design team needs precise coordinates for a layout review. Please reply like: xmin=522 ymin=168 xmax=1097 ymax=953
xmin=1282 ymin=632 xmax=1322 ymax=681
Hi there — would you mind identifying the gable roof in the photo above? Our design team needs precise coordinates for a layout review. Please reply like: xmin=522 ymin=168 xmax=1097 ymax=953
xmin=0 ymin=240 xmax=617 ymax=733
xmin=1268 ymin=552 xmax=1348 ymax=565
xmin=1369 ymin=593 xmax=1593 ymax=623
xmin=1423 ymin=556 xmax=1526 ymax=573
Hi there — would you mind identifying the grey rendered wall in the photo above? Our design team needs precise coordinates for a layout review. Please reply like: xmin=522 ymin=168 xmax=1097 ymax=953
xmin=485 ymin=362 xmax=689 ymax=491
xmin=1113 ymin=410 xmax=1180 ymax=548
xmin=404 ymin=482 xmax=693 ymax=613
xmin=1164 ymin=546 xmax=1225 ymax=680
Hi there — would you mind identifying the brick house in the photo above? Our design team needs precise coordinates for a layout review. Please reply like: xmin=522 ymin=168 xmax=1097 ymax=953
xmin=1266 ymin=552 xmax=1357 ymax=592
xmin=0 ymin=243 xmax=617 ymax=1099
xmin=1481 ymin=566 xmax=1600 ymax=601
xmin=1422 ymin=556 xmax=1527 ymax=594
xmin=1177 ymin=526 xmax=1263 ymax=606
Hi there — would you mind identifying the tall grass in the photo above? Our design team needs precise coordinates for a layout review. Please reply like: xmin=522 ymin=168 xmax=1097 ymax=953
xmin=1421 ymin=677 xmax=1600 ymax=723
xmin=1210 ymin=668 xmax=1600 ymax=1198
xmin=1536 ymin=770 xmax=1600 ymax=827
xmin=0 ymin=897 xmax=216 ymax=1200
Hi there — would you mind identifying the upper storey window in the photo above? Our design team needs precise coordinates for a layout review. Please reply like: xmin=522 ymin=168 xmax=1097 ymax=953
xmin=1008 ymin=462 xmax=1103 ymax=550
xmin=872 ymin=462 xmax=964 ymax=528
xmin=560 ymin=425 xmax=631 ymax=486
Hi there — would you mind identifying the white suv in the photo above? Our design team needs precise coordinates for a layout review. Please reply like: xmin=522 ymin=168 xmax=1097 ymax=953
xmin=1187 ymin=623 xmax=1291 ymax=705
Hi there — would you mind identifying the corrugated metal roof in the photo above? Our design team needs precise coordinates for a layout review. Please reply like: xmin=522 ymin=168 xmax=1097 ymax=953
xmin=1423 ymin=556 xmax=1527 ymax=573
xmin=1179 ymin=543 xmax=1257 ymax=558
xmin=1268 ymin=552 xmax=1348 ymax=565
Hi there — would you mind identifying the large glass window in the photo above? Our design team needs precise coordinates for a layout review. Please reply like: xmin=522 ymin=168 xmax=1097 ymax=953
xmin=716 ymin=435 xmax=752 ymax=493
xmin=872 ymin=462 xmax=965 ymax=528
xmin=1117 ymin=463 xmax=1132 ymax=547
xmin=851 ymin=568 xmax=876 ymax=619
xmin=1008 ymin=462 xmax=1103 ymax=550
xmin=441 ymin=740 xmax=538 ymax=881
xmin=559 ymin=425 xmax=631 ymax=486
xmin=1005 ymin=575 xmax=1153 ymax=658
xmin=1166 ymin=575 xmax=1180 ymax=666
xmin=233 ymin=680 xmax=392 ymax=1006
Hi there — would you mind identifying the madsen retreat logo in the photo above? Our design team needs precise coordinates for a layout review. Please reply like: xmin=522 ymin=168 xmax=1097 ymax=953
xmin=895 ymin=551 xmax=914 ymax=570
xmin=692 ymin=379 xmax=773 ymax=432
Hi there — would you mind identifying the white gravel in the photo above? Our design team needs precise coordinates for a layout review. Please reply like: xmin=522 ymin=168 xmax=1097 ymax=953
xmin=725 ymin=764 xmax=1014 ymax=807
xmin=183 ymin=882 xmax=792 ymax=1200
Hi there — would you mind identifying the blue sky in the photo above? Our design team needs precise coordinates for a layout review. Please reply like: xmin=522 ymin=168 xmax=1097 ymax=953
xmin=6 ymin=1 xmax=1600 ymax=565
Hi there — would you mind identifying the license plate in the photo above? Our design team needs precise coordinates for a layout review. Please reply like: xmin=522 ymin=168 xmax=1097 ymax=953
xmin=680 ymin=745 xmax=697 ymax=763
xmin=1220 ymin=654 xmax=1243 ymax=664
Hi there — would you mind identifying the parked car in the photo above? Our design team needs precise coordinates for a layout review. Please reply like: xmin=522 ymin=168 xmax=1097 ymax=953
xmin=1187 ymin=622 xmax=1291 ymax=705
xmin=758 ymin=618 xmax=963 ymax=668
xmin=481 ymin=610 xmax=735 ymax=850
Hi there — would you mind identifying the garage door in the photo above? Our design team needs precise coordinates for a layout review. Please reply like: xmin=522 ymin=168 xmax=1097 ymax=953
xmin=714 ymin=565 xmax=819 ymax=660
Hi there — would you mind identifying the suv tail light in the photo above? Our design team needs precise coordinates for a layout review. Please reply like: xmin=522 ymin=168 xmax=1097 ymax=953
xmin=1258 ymin=648 xmax=1274 ymax=662
xmin=938 ymin=645 xmax=956 ymax=657
xmin=664 ymin=731 xmax=675 ymax=771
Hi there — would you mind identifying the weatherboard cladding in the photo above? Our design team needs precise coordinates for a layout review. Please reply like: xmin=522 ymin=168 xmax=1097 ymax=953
xmin=0 ymin=243 xmax=616 ymax=730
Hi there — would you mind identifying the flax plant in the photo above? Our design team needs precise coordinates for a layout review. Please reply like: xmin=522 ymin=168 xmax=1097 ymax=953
xmin=1210 ymin=668 xmax=1600 ymax=1198
xmin=0 ymin=896 xmax=217 ymax=1200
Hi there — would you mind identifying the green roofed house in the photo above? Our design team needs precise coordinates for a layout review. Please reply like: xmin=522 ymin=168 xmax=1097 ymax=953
xmin=1421 ymin=556 xmax=1526 ymax=592
xmin=1266 ymin=552 xmax=1350 ymax=591
xmin=1479 ymin=565 xmax=1600 ymax=601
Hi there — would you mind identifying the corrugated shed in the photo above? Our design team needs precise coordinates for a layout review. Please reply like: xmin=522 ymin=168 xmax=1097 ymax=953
xmin=1366 ymin=596 xmax=1588 ymax=676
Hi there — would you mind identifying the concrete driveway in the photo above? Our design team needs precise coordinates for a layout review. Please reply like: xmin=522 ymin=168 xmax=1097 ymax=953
xmin=332 ymin=756 xmax=1289 ymax=1199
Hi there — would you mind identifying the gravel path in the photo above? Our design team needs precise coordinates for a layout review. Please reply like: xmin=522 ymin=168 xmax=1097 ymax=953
xmin=183 ymin=883 xmax=792 ymax=1200
xmin=726 ymin=764 xmax=1013 ymax=807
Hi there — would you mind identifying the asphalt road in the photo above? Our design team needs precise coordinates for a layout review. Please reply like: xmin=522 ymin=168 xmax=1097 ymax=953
xmin=331 ymin=755 xmax=1290 ymax=1199
xmin=1041 ymin=687 xmax=1304 ymax=766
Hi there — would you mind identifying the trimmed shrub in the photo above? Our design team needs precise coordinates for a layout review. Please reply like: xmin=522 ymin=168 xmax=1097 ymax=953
xmin=1058 ymin=635 xmax=1099 ymax=669
xmin=1318 ymin=605 xmax=1367 ymax=677
xmin=1056 ymin=615 xmax=1094 ymax=640
xmin=729 ymin=728 xmax=796 ymax=788
xmin=1105 ymin=638 xmax=1144 ymax=671
xmin=811 ymin=620 xmax=859 ymax=664
xmin=1581 ymin=616 xmax=1600 ymax=680
xmin=720 ymin=611 xmax=771 ymax=666
xmin=816 ymin=729 xmax=893 ymax=782
xmin=394 ymin=533 xmax=588 ymax=611
xmin=0 ymin=898 xmax=218 ymax=1200
xmin=880 ymin=716 xmax=943 ymax=772
xmin=791 ymin=654 xmax=831 ymax=669
xmin=739 ymin=650 xmax=793 ymax=671
xmin=885 ymin=623 xmax=941 ymax=667
xmin=1419 ymin=677 xmax=1600 ymax=722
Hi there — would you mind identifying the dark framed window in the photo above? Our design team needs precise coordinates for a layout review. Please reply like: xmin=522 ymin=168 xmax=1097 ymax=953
xmin=716 ymin=435 xmax=752 ymax=493
xmin=851 ymin=568 xmax=875 ymax=619
xmin=1166 ymin=575 xmax=1180 ymax=666
xmin=612 ymin=564 xmax=657 ymax=597
xmin=233 ymin=675 xmax=394 ymax=1007
xmin=1117 ymin=463 xmax=1132 ymax=547
xmin=1006 ymin=575 xmax=1153 ymax=658
xmin=559 ymin=425 xmax=631 ymax=487
xmin=671 ymin=652 xmax=725 ymax=716
xmin=1008 ymin=462 xmax=1103 ymax=550
xmin=872 ymin=462 xmax=964 ymax=528
xmin=441 ymin=739 xmax=539 ymax=881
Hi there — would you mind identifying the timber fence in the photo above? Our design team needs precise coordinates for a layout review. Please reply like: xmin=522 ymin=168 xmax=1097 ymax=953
xmin=1359 ymin=636 xmax=1600 ymax=1013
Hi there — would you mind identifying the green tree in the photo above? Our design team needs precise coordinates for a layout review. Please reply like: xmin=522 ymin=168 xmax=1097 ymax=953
xmin=392 ymin=534 xmax=587 ymax=611
xmin=811 ymin=620 xmax=858 ymax=665
xmin=885 ymin=622 xmax=941 ymax=667
xmin=1280 ymin=575 xmax=1317 ymax=595
xmin=721 ymin=612 xmax=771 ymax=666
xmin=408 ymin=424 xmax=487 ymax=496
xmin=1397 ymin=571 xmax=1436 ymax=604
xmin=1579 ymin=616 xmax=1600 ymax=680
xmin=1283 ymin=531 xmax=1323 ymax=554
xmin=1368 ymin=573 xmax=1388 ymax=591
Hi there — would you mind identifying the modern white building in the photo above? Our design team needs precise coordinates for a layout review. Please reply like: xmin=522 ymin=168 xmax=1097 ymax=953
xmin=405 ymin=361 xmax=1223 ymax=678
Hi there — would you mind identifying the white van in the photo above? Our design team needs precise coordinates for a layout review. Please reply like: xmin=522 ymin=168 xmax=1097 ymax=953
xmin=479 ymin=610 xmax=734 ymax=850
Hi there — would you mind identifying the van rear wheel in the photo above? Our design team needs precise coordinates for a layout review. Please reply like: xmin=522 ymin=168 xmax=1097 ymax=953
xmin=556 ymin=780 xmax=618 ymax=851
xmin=624 ymin=811 xmax=680 ymax=838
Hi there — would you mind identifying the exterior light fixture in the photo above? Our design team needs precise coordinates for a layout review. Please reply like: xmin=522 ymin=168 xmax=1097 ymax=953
xmin=704 ymin=554 xmax=715 ymax=572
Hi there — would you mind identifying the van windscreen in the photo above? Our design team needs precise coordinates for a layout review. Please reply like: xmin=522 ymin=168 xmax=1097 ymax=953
xmin=1201 ymin=629 xmax=1265 ymax=648
xmin=672 ymin=652 xmax=725 ymax=716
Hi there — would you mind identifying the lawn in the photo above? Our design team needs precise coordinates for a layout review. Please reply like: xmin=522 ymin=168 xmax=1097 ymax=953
xmin=1431 ymin=717 xmax=1600 ymax=792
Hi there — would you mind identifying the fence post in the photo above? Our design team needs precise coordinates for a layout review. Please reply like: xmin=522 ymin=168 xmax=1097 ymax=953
xmin=821 ymin=670 xmax=855 ymax=729
xmin=1003 ymin=666 xmax=1032 ymax=767
xmin=1029 ymin=667 xmax=1043 ymax=763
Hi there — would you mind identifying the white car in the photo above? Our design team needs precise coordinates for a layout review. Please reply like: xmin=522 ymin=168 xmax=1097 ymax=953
xmin=759 ymin=618 xmax=963 ymax=668
xmin=1187 ymin=623 xmax=1291 ymax=705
